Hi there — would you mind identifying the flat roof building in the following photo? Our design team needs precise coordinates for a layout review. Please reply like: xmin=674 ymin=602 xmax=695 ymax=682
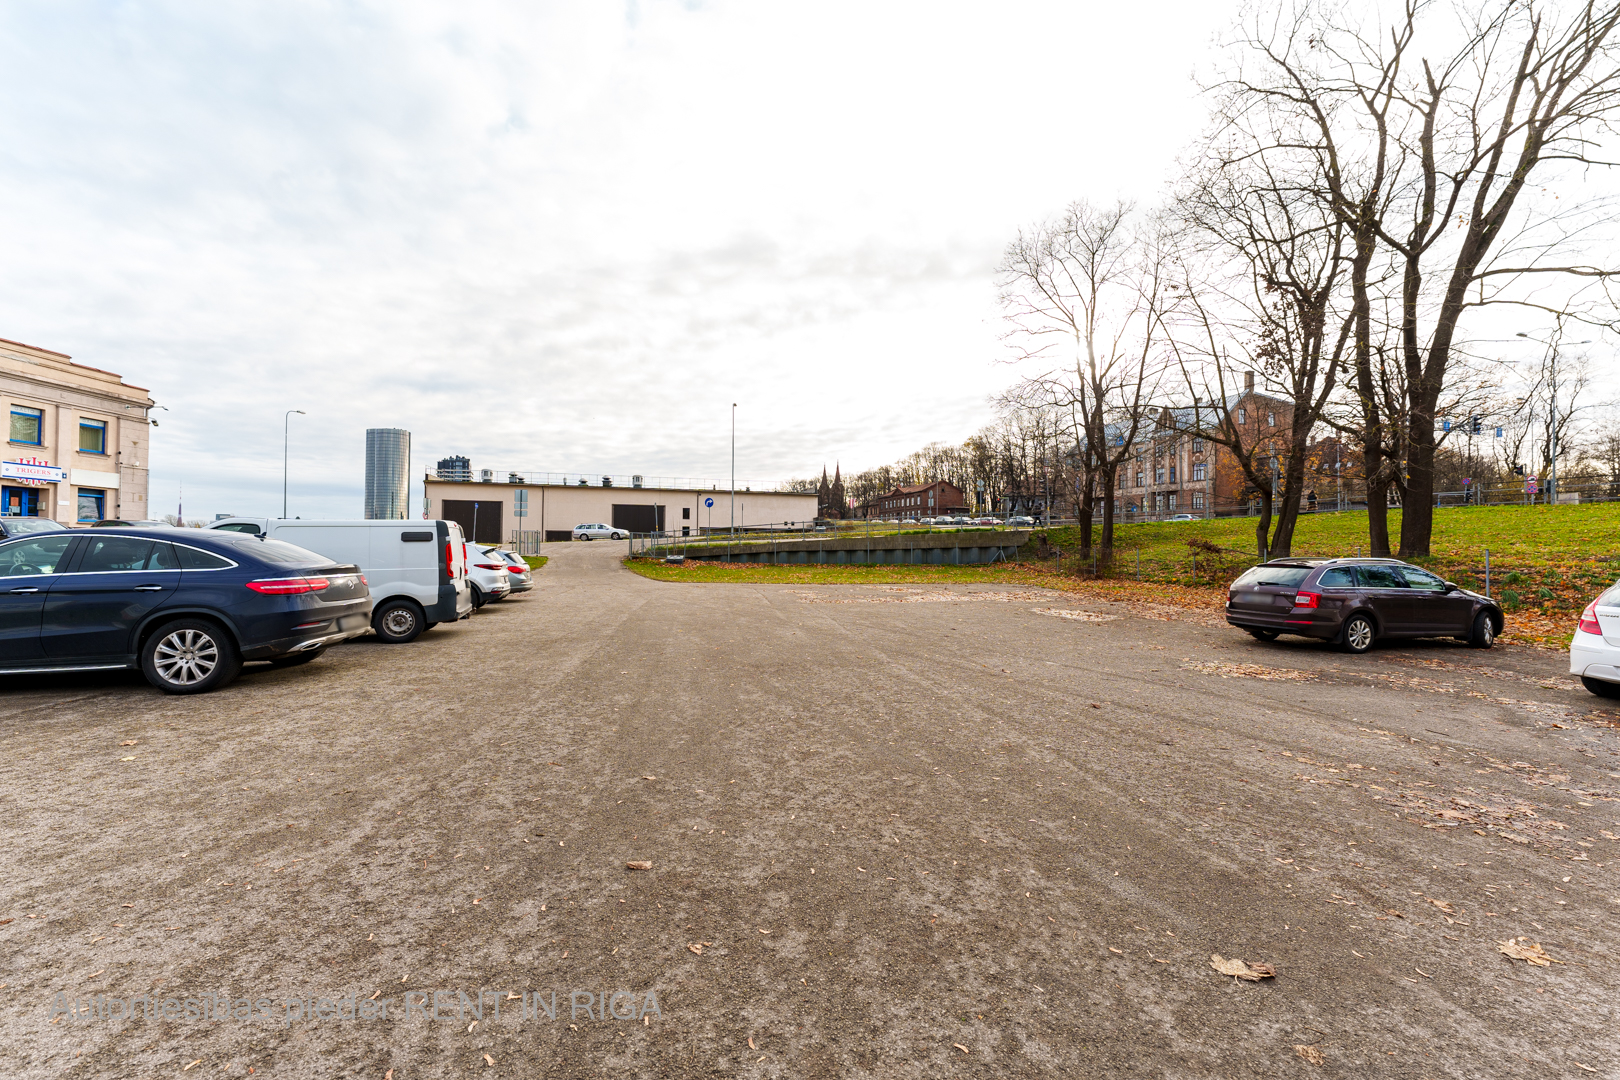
xmin=365 ymin=428 xmax=411 ymax=519
xmin=422 ymin=475 xmax=819 ymax=545
xmin=0 ymin=336 xmax=154 ymax=525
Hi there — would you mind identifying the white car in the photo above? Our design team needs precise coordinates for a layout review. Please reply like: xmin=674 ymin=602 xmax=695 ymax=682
xmin=1571 ymin=583 xmax=1620 ymax=699
xmin=466 ymin=545 xmax=513 ymax=608
xmin=1168 ymin=514 xmax=1197 ymax=522
xmin=572 ymin=523 xmax=624 ymax=541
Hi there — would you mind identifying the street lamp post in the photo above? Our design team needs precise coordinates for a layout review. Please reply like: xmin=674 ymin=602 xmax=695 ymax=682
xmin=730 ymin=403 xmax=736 ymax=536
xmin=283 ymin=409 xmax=305 ymax=518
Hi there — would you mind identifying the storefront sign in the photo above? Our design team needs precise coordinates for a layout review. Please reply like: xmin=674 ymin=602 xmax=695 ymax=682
xmin=1 ymin=457 xmax=65 ymax=485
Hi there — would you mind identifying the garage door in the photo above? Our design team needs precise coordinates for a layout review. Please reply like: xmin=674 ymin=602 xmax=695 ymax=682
xmin=611 ymin=504 xmax=664 ymax=533
xmin=441 ymin=500 xmax=504 ymax=544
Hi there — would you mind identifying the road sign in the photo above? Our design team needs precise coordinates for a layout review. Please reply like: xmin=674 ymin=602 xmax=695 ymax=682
xmin=1527 ymin=477 xmax=1539 ymax=494
xmin=513 ymin=488 xmax=528 ymax=518
xmin=704 ymin=497 xmax=714 ymax=508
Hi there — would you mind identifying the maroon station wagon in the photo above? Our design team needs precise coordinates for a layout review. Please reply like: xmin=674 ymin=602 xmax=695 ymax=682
xmin=1225 ymin=558 xmax=1504 ymax=654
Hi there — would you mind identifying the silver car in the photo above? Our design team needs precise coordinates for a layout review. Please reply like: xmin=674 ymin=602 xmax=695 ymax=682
xmin=498 ymin=549 xmax=534 ymax=592
xmin=571 ymin=523 xmax=625 ymax=541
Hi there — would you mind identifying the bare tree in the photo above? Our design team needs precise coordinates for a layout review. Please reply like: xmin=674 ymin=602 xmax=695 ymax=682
xmin=1215 ymin=0 xmax=1620 ymax=555
xmin=996 ymin=201 xmax=1168 ymax=561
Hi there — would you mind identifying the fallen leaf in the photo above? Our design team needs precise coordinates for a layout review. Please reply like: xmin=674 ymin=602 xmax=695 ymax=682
xmin=1108 ymin=947 xmax=1122 ymax=954
xmin=183 ymin=1061 xmax=201 ymax=1072
xmin=748 ymin=1037 xmax=756 ymax=1050
xmin=954 ymin=1044 xmax=970 ymax=1054
xmin=687 ymin=943 xmax=703 ymax=954
xmin=626 ymin=861 xmax=653 ymax=871
xmin=472 ymin=898 xmax=480 ymax=905
xmin=1574 ymin=1063 xmax=1597 ymax=1073
xmin=120 ymin=740 xmax=137 ymax=746
xmin=1210 ymin=954 xmax=1276 ymax=981
xmin=483 ymin=1054 xmax=495 ymax=1067
xmin=467 ymin=1019 xmax=478 ymax=1033
xmin=642 ymin=775 xmax=657 ymax=780
xmin=1427 ymin=898 xmax=1456 ymax=915
xmin=1294 ymin=1044 xmax=1325 ymax=1066
xmin=758 ymin=927 xmax=771 ymax=934
xmin=1497 ymin=937 xmax=1562 ymax=966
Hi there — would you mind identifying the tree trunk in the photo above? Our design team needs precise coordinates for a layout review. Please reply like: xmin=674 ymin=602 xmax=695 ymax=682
xmin=1099 ymin=471 xmax=1117 ymax=569
xmin=1254 ymin=490 xmax=1274 ymax=560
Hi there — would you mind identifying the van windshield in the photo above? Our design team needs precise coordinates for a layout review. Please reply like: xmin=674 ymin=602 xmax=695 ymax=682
xmin=1233 ymin=566 xmax=1311 ymax=588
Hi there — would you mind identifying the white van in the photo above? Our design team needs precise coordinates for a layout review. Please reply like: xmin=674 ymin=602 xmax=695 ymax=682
xmin=205 ymin=518 xmax=473 ymax=643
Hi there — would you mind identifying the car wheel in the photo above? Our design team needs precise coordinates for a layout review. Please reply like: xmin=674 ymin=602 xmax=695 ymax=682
xmin=1341 ymin=614 xmax=1375 ymax=655
xmin=610 ymin=532 xmax=622 ymax=540
xmin=268 ymin=646 xmax=326 ymax=668
xmin=1468 ymin=611 xmax=1496 ymax=649
xmin=140 ymin=618 xmax=242 ymax=694
xmin=579 ymin=534 xmax=591 ymax=541
xmin=1247 ymin=629 xmax=1279 ymax=641
xmin=1580 ymin=675 xmax=1620 ymax=699
xmin=470 ymin=585 xmax=486 ymax=609
xmin=372 ymin=599 xmax=425 ymax=643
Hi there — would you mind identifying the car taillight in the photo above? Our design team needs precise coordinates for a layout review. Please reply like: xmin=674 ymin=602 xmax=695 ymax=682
xmin=360 ymin=575 xmax=368 ymax=586
xmin=1578 ymin=599 xmax=1602 ymax=636
xmin=474 ymin=562 xmax=504 ymax=570
xmin=507 ymin=565 xmax=525 ymax=573
xmin=246 ymin=577 xmax=330 ymax=595
xmin=1294 ymin=592 xmax=1321 ymax=609
xmin=444 ymin=542 xmax=454 ymax=578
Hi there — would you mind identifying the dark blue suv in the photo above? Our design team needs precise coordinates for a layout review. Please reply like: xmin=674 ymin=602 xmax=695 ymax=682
xmin=0 ymin=527 xmax=372 ymax=694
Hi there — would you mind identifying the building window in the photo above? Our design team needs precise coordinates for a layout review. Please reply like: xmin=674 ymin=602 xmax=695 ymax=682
xmin=79 ymin=419 xmax=107 ymax=454
xmin=10 ymin=406 xmax=43 ymax=445
xmin=1135 ymin=471 xmax=1143 ymax=487
xmin=77 ymin=488 xmax=105 ymax=522
xmin=1169 ymin=465 xmax=1177 ymax=483
xmin=682 ymin=507 xmax=690 ymax=519
xmin=1192 ymin=438 xmax=1204 ymax=452
xmin=1237 ymin=409 xmax=1246 ymax=424
xmin=1267 ymin=412 xmax=1276 ymax=426
xmin=1192 ymin=494 xmax=1205 ymax=509
xmin=1168 ymin=493 xmax=1178 ymax=510
xmin=1155 ymin=467 xmax=1165 ymax=484
xmin=1193 ymin=463 xmax=1207 ymax=481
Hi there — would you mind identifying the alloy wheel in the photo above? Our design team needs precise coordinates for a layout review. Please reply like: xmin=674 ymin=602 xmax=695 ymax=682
xmin=1346 ymin=618 xmax=1374 ymax=652
xmin=153 ymin=629 xmax=220 ymax=685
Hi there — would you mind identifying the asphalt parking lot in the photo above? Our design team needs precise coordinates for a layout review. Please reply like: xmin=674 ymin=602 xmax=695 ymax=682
xmin=2 ymin=540 xmax=1617 ymax=1078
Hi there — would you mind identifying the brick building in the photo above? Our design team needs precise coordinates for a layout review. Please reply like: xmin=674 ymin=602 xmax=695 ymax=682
xmin=859 ymin=480 xmax=966 ymax=519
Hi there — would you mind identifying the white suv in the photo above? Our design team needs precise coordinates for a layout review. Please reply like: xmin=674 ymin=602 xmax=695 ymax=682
xmin=466 ymin=545 xmax=513 ymax=608
xmin=572 ymin=523 xmax=624 ymax=541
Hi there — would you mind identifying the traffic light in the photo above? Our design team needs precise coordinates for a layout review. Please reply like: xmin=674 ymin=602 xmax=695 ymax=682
xmin=1512 ymin=464 xmax=1525 ymax=477
xmin=1470 ymin=415 xmax=1482 ymax=435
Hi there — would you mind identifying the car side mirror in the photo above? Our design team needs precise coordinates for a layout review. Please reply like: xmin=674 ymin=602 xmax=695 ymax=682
xmin=1444 ymin=581 xmax=1459 ymax=592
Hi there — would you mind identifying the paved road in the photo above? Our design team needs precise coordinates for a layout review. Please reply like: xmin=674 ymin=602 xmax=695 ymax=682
xmin=2 ymin=541 xmax=1616 ymax=1078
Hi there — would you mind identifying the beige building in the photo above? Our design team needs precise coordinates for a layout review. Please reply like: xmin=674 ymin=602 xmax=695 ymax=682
xmin=0 ymin=336 xmax=155 ymax=524
xmin=421 ymin=476 xmax=819 ymax=545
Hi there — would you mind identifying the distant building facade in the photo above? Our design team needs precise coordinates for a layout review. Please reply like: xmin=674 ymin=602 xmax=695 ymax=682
xmin=858 ymin=480 xmax=966 ymax=519
xmin=816 ymin=465 xmax=847 ymax=520
xmin=436 ymin=455 xmax=471 ymax=482
xmin=364 ymin=428 xmax=411 ymax=519
xmin=0 ymin=335 xmax=153 ymax=525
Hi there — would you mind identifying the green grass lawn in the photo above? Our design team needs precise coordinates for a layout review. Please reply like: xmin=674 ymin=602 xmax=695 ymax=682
xmin=524 ymin=555 xmax=548 ymax=571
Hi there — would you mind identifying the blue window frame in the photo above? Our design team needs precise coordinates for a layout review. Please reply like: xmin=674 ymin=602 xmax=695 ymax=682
xmin=10 ymin=406 xmax=42 ymax=445
xmin=76 ymin=488 xmax=105 ymax=523
xmin=79 ymin=418 xmax=107 ymax=454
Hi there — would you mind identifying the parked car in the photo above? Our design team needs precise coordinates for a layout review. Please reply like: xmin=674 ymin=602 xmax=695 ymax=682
xmin=1167 ymin=514 xmax=1197 ymax=522
xmin=1006 ymin=516 xmax=1035 ymax=528
xmin=466 ymin=546 xmax=513 ymax=608
xmin=1225 ymin=557 xmax=1502 ymax=653
xmin=572 ymin=523 xmax=624 ymax=541
xmin=0 ymin=517 xmax=67 ymax=540
xmin=205 ymin=518 xmax=472 ymax=643
xmin=0 ymin=527 xmax=371 ymax=693
xmin=1571 ymin=583 xmax=1620 ymax=699
xmin=496 ymin=550 xmax=534 ymax=592
xmin=91 ymin=519 xmax=171 ymax=527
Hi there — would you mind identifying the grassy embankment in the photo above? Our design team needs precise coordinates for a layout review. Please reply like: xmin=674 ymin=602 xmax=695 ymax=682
xmin=624 ymin=503 xmax=1620 ymax=646
xmin=524 ymin=556 xmax=548 ymax=571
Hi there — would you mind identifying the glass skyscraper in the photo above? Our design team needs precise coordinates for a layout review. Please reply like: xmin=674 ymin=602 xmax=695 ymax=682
xmin=365 ymin=428 xmax=411 ymax=519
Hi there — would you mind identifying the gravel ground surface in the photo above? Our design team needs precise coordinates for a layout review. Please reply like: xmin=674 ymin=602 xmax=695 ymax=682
xmin=2 ymin=540 xmax=1617 ymax=1078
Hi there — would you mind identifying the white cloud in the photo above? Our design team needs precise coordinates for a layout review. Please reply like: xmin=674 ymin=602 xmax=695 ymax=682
xmin=0 ymin=0 xmax=1238 ymax=519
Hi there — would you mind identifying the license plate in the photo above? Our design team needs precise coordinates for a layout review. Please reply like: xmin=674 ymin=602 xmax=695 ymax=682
xmin=338 ymin=614 xmax=367 ymax=631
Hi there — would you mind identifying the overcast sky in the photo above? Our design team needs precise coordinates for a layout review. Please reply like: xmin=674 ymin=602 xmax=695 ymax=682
xmin=3 ymin=0 xmax=1595 ymax=522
